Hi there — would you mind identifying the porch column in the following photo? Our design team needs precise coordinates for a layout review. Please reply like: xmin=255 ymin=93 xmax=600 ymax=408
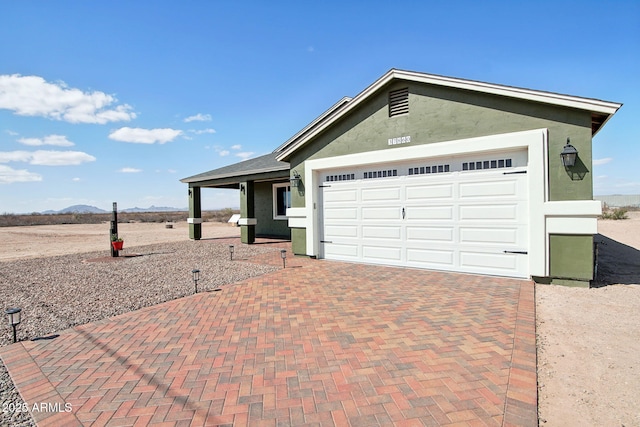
xmin=239 ymin=181 xmax=256 ymax=244
xmin=188 ymin=186 xmax=202 ymax=240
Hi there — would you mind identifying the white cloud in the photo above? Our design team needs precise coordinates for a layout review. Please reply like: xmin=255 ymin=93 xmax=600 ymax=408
xmin=230 ymin=144 xmax=242 ymax=150
xmin=72 ymin=177 xmax=81 ymax=182
xmin=0 ymin=74 xmax=136 ymax=124
xmin=167 ymin=169 xmax=177 ymax=174
xmin=118 ymin=167 xmax=142 ymax=173
xmin=109 ymin=127 xmax=183 ymax=144
xmin=0 ymin=150 xmax=96 ymax=166
xmin=189 ymin=128 xmax=216 ymax=135
xmin=5 ymin=130 xmax=18 ymax=136
xmin=184 ymin=113 xmax=212 ymax=123
xmin=593 ymin=157 xmax=613 ymax=166
xmin=18 ymin=134 xmax=74 ymax=147
xmin=0 ymin=165 xmax=42 ymax=183
xmin=236 ymin=151 xmax=254 ymax=160
xmin=30 ymin=150 xmax=96 ymax=166
xmin=218 ymin=150 xmax=230 ymax=156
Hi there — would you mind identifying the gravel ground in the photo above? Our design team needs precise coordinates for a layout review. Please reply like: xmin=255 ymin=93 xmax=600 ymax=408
xmin=0 ymin=239 xmax=281 ymax=426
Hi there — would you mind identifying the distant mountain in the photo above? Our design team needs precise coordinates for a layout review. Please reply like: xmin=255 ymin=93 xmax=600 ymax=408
xmin=121 ymin=206 xmax=187 ymax=213
xmin=41 ymin=205 xmax=186 ymax=214
xmin=42 ymin=205 xmax=108 ymax=214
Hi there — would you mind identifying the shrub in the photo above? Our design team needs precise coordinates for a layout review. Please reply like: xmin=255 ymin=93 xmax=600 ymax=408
xmin=600 ymin=207 xmax=628 ymax=220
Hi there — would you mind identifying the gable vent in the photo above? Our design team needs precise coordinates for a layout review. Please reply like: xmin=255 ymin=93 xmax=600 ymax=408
xmin=388 ymin=87 xmax=409 ymax=117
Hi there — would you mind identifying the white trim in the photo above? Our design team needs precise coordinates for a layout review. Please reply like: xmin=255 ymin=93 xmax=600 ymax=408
xmin=544 ymin=200 xmax=601 ymax=236
xmin=238 ymin=218 xmax=257 ymax=226
xmin=547 ymin=217 xmax=598 ymax=235
xmin=286 ymin=207 xmax=307 ymax=228
xmin=302 ymin=129 xmax=551 ymax=278
xmin=276 ymin=69 xmax=621 ymax=161
xmin=187 ymin=218 xmax=203 ymax=224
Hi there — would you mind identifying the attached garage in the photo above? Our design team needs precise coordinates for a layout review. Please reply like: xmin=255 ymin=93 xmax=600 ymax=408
xmin=319 ymin=152 xmax=529 ymax=277
xmin=184 ymin=69 xmax=621 ymax=286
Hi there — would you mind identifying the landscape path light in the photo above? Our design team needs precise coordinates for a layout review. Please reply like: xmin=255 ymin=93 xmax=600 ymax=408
xmin=229 ymin=245 xmax=235 ymax=261
xmin=280 ymin=249 xmax=287 ymax=268
xmin=192 ymin=269 xmax=200 ymax=294
xmin=5 ymin=307 xmax=22 ymax=343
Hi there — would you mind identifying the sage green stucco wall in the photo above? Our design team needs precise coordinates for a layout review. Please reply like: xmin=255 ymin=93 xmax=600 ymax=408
xmin=549 ymin=234 xmax=594 ymax=283
xmin=289 ymin=81 xmax=594 ymax=209
xmin=291 ymin=228 xmax=306 ymax=255
xmin=254 ymin=181 xmax=291 ymax=238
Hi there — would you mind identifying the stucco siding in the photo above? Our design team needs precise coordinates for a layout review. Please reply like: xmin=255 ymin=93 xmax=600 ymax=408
xmin=289 ymin=80 xmax=594 ymax=209
xmin=254 ymin=181 xmax=291 ymax=238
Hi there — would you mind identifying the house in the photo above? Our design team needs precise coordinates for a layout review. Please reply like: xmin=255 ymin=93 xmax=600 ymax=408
xmin=181 ymin=69 xmax=621 ymax=286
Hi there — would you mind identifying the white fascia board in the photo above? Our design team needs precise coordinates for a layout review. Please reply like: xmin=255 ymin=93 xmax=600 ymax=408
xmin=286 ymin=207 xmax=307 ymax=228
xmin=276 ymin=69 xmax=621 ymax=161
xmin=544 ymin=200 xmax=602 ymax=216
xmin=547 ymin=217 xmax=598 ymax=235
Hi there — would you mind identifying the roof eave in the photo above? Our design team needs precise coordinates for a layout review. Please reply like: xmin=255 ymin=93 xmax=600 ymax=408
xmin=276 ymin=68 xmax=623 ymax=160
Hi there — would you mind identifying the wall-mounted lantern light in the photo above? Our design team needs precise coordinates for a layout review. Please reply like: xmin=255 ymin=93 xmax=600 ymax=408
xmin=240 ymin=184 xmax=245 ymax=194
xmin=560 ymin=138 xmax=578 ymax=168
xmin=280 ymin=249 xmax=287 ymax=268
xmin=290 ymin=171 xmax=301 ymax=188
xmin=192 ymin=269 xmax=200 ymax=294
xmin=188 ymin=188 xmax=192 ymax=196
xmin=229 ymin=245 xmax=235 ymax=261
xmin=5 ymin=307 xmax=22 ymax=343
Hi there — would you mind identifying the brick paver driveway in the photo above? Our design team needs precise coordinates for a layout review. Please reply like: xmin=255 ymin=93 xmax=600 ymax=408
xmin=1 ymin=242 xmax=536 ymax=426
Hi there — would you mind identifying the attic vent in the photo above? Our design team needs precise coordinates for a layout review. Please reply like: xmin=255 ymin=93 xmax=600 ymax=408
xmin=388 ymin=88 xmax=409 ymax=117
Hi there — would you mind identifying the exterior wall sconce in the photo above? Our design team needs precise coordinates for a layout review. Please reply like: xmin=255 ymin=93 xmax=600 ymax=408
xmin=561 ymin=138 xmax=578 ymax=168
xmin=280 ymin=249 xmax=287 ymax=268
xmin=240 ymin=184 xmax=245 ymax=194
xmin=229 ymin=245 xmax=235 ymax=261
xmin=5 ymin=307 xmax=22 ymax=343
xmin=192 ymin=269 xmax=200 ymax=294
xmin=290 ymin=171 xmax=301 ymax=188
xmin=188 ymin=188 xmax=192 ymax=196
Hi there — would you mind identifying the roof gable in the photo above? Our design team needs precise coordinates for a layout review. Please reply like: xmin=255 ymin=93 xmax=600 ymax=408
xmin=275 ymin=69 xmax=622 ymax=162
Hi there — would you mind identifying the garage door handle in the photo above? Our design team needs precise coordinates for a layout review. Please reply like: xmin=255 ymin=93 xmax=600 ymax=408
xmin=402 ymin=207 xmax=405 ymax=219
xmin=504 ymin=250 xmax=528 ymax=254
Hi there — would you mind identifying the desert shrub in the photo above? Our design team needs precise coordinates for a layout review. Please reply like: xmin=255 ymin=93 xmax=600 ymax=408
xmin=600 ymin=207 xmax=628 ymax=220
xmin=0 ymin=209 xmax=239 ymax=227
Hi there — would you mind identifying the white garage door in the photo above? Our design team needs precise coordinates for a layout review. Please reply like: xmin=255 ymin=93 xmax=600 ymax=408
xmin=319 ymin=167 xmax=529 ymax=278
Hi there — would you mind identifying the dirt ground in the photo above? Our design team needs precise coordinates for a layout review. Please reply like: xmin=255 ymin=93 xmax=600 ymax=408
xmin=0 ymin=221 xmax=240 ymax=262
xmin=537 ymin=211 xmax=640 ymax=427
xmin=0 ymin=215 xmax=638 ymax=426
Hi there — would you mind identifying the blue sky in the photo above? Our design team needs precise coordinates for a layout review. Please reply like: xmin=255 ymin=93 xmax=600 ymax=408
xmin=1 ymin=1 xmax=638 ymax=213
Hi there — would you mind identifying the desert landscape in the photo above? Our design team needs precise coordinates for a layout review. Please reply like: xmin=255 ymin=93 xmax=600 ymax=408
xmin=0 ymin=214 xmax=639 ymax=426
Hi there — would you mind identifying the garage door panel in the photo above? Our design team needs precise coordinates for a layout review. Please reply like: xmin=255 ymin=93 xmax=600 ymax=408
xmin=407 ymin=206 xmax=454 ymax=220
xmin=362 ymin=187 xmax=401 ymax=202
xmin=325 ymin=207 xmax=358 ymax=220
xmin=324 ymin=243 xmax=359 ymax=258
xmin=459 ymin=180 xmax=518 ymax=198
xmin=407 ymin=248 xmax=455 ymax=266
xmin=406 ymin=226 xmax=454 ymax=242
xmin=405 ymin=183 xmax=453 ymax=200
xmin=460 ymin=251 xmax=518 ymax=271
xmin=363 ymin=245 xmax=402 ymax=261
xmin=325 ymin=225 xmax=358 ymax=238
xmin=459 ymin=227 xmax=518 ymax=244
xmin=363 ymin=225 xmax=401 ymax=239
xmin=324 ymin=189 xmax=358 ymax=203
xmin=459 ymin=204 xmax=518 ymax=221
xmin=362 ymin=207 xmax=400 ymax=220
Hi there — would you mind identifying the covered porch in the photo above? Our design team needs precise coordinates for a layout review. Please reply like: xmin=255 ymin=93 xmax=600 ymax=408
xmin=180 ymin=153 xmax=291 ymax=243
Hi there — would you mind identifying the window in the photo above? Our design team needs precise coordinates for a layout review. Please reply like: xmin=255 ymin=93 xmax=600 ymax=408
xmin=273 ymin=183 xmax=291 ymax=220
xmin=462 ymin=158 xmax=513 ymax=171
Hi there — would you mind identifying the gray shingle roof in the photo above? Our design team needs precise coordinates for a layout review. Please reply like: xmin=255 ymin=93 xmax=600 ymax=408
xmin=180 ymin=152 xmax=289 ymax=187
